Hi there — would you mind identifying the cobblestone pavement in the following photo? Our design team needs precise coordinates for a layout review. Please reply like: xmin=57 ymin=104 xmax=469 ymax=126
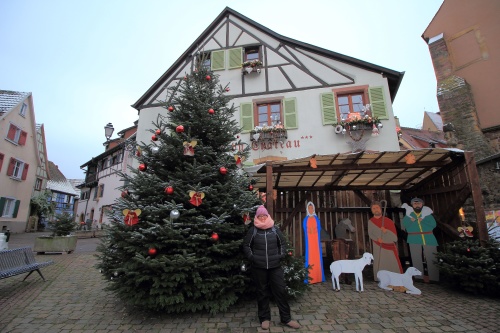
xmin=1 ymin=232 xmax=499 ymax=333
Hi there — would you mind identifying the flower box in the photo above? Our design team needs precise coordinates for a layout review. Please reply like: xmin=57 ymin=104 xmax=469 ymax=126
xmin=250 ymin=127 xmax=287 ymax=142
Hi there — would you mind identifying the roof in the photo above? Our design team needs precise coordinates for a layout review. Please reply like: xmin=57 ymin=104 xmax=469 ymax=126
xmin=248 ymin=148 xmax=465 ymax=191
xmin=0 ymin=90 xmax=31 ymax=114
xmin=400 ymin=127 xmax=447 ymax=149
xmin=425 ymin=111 xmax=443 ymax=131
xmin=132 ymin=7 xmax=404 ymax=110
xmin=46 ymin=161 xmax=78 ymax=196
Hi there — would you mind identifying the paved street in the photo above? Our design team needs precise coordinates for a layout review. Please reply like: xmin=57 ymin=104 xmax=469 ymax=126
xmin=1 ymin=232 xmax=499 ymax=333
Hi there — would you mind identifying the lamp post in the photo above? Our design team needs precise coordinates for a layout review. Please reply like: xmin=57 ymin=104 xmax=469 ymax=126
xmin=104 ymin=123 xmax=114 ymax=141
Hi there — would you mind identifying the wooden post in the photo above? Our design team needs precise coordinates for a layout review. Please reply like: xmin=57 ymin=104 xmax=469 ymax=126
xmin=266 ymin=161 xmax=274 ymax=217
xmin=464 ymin=151 xmax=488 ymax=245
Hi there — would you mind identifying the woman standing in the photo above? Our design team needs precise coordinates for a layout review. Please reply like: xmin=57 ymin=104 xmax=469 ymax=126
xmin=242 ymin=205 xmax=301 ymax=330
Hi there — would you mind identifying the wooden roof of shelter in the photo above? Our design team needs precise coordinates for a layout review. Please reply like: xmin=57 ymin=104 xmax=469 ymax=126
xmin=250 ymin=148 xmax=461 ymax=191
xmin=247 ymin=148 xmax=489 ymax=243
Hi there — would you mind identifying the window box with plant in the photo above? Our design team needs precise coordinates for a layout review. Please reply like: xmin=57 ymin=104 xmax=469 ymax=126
xmin=250 ymin=124 xmax=287 ymax=142
xmin=333 ymin=114 xmax=382 ymax=136
xmin=242 ymin=60 xmax=263 ymax=75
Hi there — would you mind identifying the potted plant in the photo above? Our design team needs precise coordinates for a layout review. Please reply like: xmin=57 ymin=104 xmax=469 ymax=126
xmin=34 ymin=212 xmax=78 ymax=254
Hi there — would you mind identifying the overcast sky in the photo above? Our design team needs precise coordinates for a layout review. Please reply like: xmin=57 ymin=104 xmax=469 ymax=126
xmin=0 ymin=0 xmax=444 ymax=179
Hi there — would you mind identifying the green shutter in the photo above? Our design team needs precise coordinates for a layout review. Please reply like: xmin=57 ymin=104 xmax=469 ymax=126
xmin=240 ymin=103 xmax=254 ymax=133
xmin=283 ymin=97 xmax=298 ymax=129
xmin=0 ymin=197 xmax=5 ymax=216
xmin=13 ymin=200 xmax=20 ymax=218
xmin=211 ymin=50 xmax=225 ymax=71
xmin=228 ymin=48 xmax=242 ymax=69
xmin=369 ymin=86 xmax=388 ymax=119
xmin=320 ymin=92 xmax=337 ymax=125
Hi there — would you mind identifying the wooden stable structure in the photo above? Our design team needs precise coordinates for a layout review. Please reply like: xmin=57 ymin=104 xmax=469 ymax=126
xmin=249 ymin=149 xmax=488 ymax=258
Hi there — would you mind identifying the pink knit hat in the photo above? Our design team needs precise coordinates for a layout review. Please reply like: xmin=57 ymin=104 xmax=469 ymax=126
xmin=255 ymin=205 xmax=269 ymax=217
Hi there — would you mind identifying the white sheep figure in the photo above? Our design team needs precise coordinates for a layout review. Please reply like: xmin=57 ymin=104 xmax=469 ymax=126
xmin=377 ymin=267 xmax=422 ymax=295
xmin=330 ymin=252 xmax=374 ymax=292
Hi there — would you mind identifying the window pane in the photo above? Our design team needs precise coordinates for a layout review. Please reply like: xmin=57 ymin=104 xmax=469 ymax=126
xmin=352 ymin=94 xmax=364 ymax=113
xmin=338 ymin=96 xmax=348 ymax=105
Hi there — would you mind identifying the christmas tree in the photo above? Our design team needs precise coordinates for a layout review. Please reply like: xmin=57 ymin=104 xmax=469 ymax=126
xmin=435 ymin=237 xmax=500 ymax=297
xmin=96 ymin=60 xmax=308 ymax=313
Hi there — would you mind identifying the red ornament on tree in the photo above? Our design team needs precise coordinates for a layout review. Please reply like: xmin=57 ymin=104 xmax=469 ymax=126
xmin=208 ymin=108 xmax=215 ymax=115
xmin=206 ymin=75 xmax=211 ymax=81
xmin=155 ymin=129 xmax=161 ymax=135
xmin=288 ymin=251 xmax=293 ymax=256
xmin=121 ymin=190 xmax=129 ymax=198
xmin=138 ymin=164 xmax=147 ymax=172
xmin=168 ymin=106 xmax=174 ymax=112
xmin=219 ymin=167 xmax=227 ymax=175
xmin=248 ymin=185 xmax=254 ymax=191
xmin=165 ymin=186 xmax=174 ymax=195
xmin=148 ymin=248 xmax=157 ymax=256
xmin=151 ymin=134 xmax=158 ymax=141
xmin=225 ymin=87 xmax=230 ymax=92
xmin=211 ymin=232 xmax=219 ymax=241
xmin=176 ymin=125 xmax=184 ymax=133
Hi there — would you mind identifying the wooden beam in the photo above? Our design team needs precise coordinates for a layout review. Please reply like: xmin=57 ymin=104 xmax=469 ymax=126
xmin=465 ymin=151 xmax=488 ymax=245
xmin=265 ymin=160 xmax=451 ymax=173
xmin=266 ymin=161 xmax=274 ymax=217
xmin=281 ymin=195 xmax=308 ymax=230
xmin=353 ymin=190 xmax=372 ymax=206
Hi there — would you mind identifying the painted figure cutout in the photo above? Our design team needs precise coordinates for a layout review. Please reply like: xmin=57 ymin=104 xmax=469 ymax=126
xmin=303 ymin=202 xmax=325 ymax=284
xmin=402 ymin=197 xmax=439 ymax=282
xmin=368 ymin=201 xmax=402 ymax=281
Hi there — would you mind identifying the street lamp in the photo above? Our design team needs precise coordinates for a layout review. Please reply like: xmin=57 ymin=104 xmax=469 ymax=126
xmin=104 ymin=123 xmax=114 ymax=141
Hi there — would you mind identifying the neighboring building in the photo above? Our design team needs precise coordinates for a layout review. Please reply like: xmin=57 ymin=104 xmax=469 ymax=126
xmin=68 ymin=178 xmax=84 ymax=218
xmin=45 ymin=162 xmax=78 ymax=225
xmin=33 ymin=123 xmax=50 ymax=196
xmin=76 ymin=122 xmax=137 ymax=227
xmin=422 ymin=0 xmax=500 ymax=214
xmin=398 ymin=112 xmax=447 ymax=150
xmin=132 ymin=7 xmax=404 ymax=169
xmin=422 ymin=111 xmax=443 ymax=132
xmin=0 ymin=90 xmax=40 ymax=233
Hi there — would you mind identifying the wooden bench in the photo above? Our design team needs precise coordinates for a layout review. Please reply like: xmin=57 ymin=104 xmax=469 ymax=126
xmin=0 ymin=247 xmax=54 ymax=281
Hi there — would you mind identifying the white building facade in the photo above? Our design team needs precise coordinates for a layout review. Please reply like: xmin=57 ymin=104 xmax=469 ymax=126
xmin=132 ymin=7 xmax=404 ymax=168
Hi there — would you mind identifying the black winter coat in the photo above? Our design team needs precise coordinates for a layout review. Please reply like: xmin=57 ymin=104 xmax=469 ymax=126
xmin=242 ymin=226 xmax=287 ymax=269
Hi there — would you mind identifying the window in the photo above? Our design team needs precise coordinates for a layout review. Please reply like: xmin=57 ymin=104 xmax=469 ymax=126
xmin=244 ymin=46 xmax=261 ymax=62
xmin=7 ymin=158 xmax=29 ymax=180
xmin=6 ymin=123 xmax=27 ymax=145
xmin=257 ymin=102 xmax=282 ymax=127
xmin=99 ymin=184 xmax=105 ymax=198
xmin=35 ymin=178 xmax=43 ymax=190
xmin=19 ymin=103 xmax=27 ymax=117
xmin=337 ymin=92 xmax=366 ymax=121
xmin=197 ymin=52 xmax=211 ymax=69
xmin=0 ymin=197 xmax=20 ymax=218
xmin=0 ymin=153 xmax=4 ymax=172
xmin=320 ymin=86 xmax=389 ymax=126
xmin=240 ymin=98 xmax=298 ymax=132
